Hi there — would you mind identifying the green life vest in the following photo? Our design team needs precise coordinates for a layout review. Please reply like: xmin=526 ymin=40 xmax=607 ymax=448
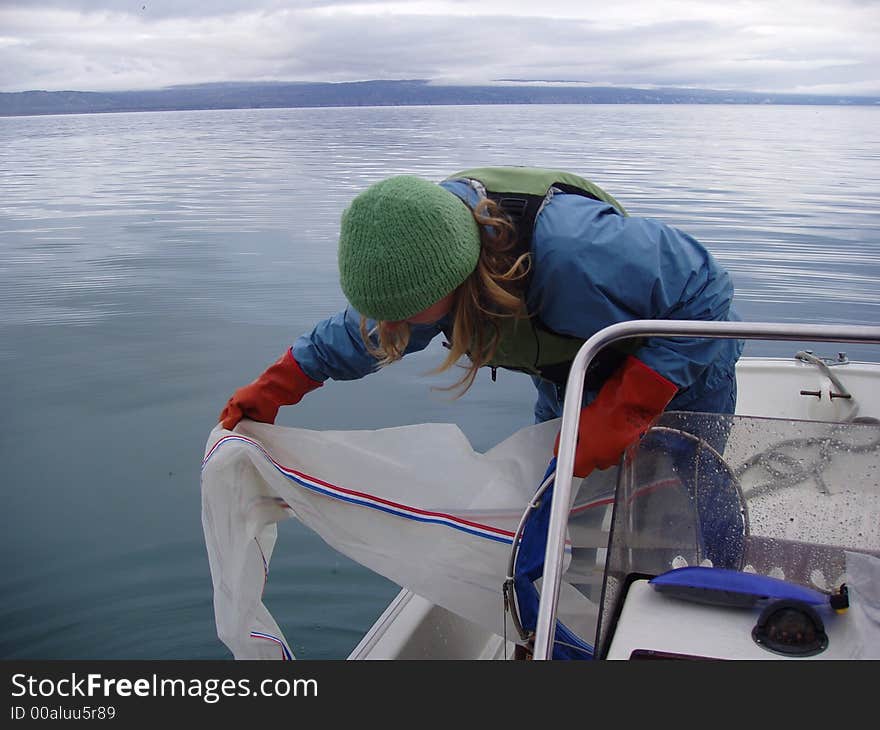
xmin=444 ymin=166 xmax=638 ymax=389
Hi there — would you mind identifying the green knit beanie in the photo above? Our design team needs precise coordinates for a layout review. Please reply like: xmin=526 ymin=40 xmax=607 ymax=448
xmin=338 ymin=175 xmax=481 ymax=322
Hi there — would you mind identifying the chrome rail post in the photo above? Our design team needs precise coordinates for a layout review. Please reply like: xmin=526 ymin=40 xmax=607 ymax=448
xmin=532 ymin=319 xmax=880 ymax=660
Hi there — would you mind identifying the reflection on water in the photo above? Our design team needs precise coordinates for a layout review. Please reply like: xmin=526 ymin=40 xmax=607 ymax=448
xmin=1 ymin=104 xmax=878 ymax=658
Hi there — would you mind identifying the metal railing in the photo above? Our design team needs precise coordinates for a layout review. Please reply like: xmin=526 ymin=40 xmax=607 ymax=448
xmin=533 ymin=319 xmax=880 ymax=660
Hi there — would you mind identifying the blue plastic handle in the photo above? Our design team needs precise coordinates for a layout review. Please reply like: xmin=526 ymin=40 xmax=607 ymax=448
xmin=649 ymin=566 xmax=827 ymax=606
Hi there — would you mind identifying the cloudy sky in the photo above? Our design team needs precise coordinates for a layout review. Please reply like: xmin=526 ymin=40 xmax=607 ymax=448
xmin=1 ymin=0 xmax=878 ymax=96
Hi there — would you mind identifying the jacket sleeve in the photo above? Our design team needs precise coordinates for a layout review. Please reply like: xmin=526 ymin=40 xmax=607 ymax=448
xmin=531 ymin=193 xmax=737 ymax=390
xmin=291 ymin=305 xmax=443 ymax=382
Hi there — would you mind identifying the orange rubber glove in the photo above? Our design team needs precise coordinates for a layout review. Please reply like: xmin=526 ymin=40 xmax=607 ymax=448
xmin=554 ymin=355 xmax=678 ymax=478
xmin=219 ymin=349 xmax=323 ymax=430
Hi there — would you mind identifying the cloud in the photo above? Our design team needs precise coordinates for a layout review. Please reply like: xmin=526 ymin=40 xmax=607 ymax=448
xmin=1 ymin=0 xmax=878 ymax=95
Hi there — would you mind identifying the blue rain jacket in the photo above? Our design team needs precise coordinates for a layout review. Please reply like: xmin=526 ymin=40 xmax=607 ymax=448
xmin=292 ymin=179 xmax=743 ymax=422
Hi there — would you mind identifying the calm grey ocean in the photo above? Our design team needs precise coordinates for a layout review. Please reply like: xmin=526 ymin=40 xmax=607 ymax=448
xmin=1 ymin=104 xmax=878 ymax=659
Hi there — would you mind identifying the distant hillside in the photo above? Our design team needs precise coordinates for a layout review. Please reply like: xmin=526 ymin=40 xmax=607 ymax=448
xmin=2 ymin=80 xmax=879 ymax=116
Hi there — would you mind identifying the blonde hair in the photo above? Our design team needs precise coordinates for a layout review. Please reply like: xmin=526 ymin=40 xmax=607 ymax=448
xmin=359 ymin=197 xmax=531 ymax=396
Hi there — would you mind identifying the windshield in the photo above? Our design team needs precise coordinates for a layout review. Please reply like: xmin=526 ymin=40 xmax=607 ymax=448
xmin=589 ymin=411 xmax=880 ymax=658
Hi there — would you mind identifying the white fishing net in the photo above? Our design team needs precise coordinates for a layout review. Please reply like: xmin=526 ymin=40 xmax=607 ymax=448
xmin=201 ymin=419 xmax=599 ymax=660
